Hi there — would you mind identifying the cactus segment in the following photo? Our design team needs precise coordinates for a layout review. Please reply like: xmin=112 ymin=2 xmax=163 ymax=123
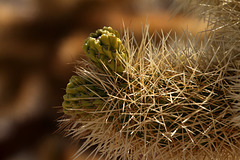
xmin=62 ymin=75 xmax=106 ymax=118
xmin=83 ymin=26 xmax=128 ymax=74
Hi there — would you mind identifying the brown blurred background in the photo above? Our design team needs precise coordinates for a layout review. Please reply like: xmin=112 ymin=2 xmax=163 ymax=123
xmin=0 ymin=0 xmax=206 ymax=160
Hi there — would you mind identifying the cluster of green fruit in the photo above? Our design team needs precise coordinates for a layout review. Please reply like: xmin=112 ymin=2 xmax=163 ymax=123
xmin=62 ymin=27 xmax=128 ymax=118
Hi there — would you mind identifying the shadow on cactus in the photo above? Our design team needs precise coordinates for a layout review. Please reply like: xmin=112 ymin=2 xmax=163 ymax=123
xmin=60 ymin=26 xmax=240 ymax=160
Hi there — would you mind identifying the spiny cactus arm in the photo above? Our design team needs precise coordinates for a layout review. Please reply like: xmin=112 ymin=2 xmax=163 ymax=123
xmin=60 ymin=25 xmax=240 ymax=159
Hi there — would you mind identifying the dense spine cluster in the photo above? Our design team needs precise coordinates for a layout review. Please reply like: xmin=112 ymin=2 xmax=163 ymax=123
xmin=172 ymin=0 xmax=240 ymax=135
xmin=60 ymin=10 xmax=240 ymax=159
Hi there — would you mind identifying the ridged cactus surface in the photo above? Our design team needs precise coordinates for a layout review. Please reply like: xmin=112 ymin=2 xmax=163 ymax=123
xmin=83 ymin=26 xmax=128 ymax=74
xmin=62 ymin=75 xmax=106 ymax=119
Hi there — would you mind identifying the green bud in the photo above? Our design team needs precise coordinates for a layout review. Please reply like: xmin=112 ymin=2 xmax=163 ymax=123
xmin=83 ymin=26 xmax=128 ymax=74
xmin=62 ymin=75 xmax=107 ymax=117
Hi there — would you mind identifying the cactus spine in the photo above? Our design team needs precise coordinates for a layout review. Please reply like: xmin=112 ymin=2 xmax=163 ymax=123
xmin=60 ymin=24 xmax=240 ymax=159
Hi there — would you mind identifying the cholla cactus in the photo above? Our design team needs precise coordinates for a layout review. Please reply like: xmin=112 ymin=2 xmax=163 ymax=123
xmin=172 ymin=0 xmax=240 ymax=135
xmin=60 ymin=25 xmax=240 ymax=159
xmin=172 ymin=0 xmax=240 ymax=55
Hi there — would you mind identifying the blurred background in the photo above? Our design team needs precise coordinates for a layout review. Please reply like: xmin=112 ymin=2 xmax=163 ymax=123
xmin=0 ymin=0 xmax=206 ymax=159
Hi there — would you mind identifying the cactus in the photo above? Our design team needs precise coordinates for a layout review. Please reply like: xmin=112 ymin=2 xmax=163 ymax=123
xmin=172 ymin=0 xmax=240 ymax=139
xmin=59 ymin=24 xmax=240 ymax=159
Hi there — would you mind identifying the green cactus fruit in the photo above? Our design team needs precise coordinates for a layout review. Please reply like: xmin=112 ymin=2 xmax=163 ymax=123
xmin=83 ymin=26 xmax=128 ymax=74
xmin=62 ymin=75 xmax=106 ymax=119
